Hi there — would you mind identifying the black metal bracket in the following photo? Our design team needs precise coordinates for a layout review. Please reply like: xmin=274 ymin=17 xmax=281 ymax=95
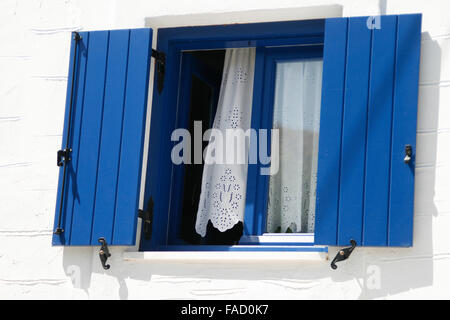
xmin=98 ymin=238 xmax=111 ymax=270
xmin=152 ymin=49 xmax=165 ymax=94
xmin=404 ymin=144 xmax=413 ymax=164
xmin=138 ymin=198 xmax=154 ymax=240
xmin=54 ymin=227 xmax=64 ymax=235
xmin=54 ymin=31 xmax=82 ymax=235
xmin=331 ymin=240 xmax=357 ymax=270
xmin=57 ymin=148 xmax=72 ymax=167
xmin=73 ymin=32 xmax=82 ymax=41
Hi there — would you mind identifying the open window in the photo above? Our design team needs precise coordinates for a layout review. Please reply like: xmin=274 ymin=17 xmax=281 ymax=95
xmin=53 ymin=15 xmax=422 ymax=254
xmin=166 ymin=45 xmax=323 ymax=248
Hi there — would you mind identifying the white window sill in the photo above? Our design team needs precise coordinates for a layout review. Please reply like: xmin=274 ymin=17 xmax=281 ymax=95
xmin=123 ymin=248 xmax=328 ymax=263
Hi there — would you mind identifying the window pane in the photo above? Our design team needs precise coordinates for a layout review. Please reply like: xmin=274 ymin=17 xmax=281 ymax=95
xmin=266 ymin=58 xmax=323 ymax=233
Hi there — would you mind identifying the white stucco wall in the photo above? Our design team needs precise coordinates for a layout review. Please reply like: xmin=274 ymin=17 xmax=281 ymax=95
xmin=1 ymin=0 xmax=450 ymax=299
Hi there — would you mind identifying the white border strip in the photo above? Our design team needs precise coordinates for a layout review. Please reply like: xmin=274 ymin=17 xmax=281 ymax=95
xmin=123 ymin=250 xmax=328 ymax=262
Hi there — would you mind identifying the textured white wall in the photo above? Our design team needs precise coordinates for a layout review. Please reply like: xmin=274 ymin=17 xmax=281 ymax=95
xmin=1 ymin=0 xmax=450 ymax=299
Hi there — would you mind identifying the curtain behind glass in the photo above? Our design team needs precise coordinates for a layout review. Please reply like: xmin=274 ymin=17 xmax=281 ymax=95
xmin=266 ymin=59 xmax=323 ymax=233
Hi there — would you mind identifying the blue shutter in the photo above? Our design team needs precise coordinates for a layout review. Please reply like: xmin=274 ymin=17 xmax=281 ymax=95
xmin=52 ymin=29 xmax=153 ymax=246
xmin=315 ymin=14 xmax=421 ymax=247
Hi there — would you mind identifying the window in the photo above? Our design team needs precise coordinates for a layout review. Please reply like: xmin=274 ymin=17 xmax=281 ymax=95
xmin=53 ymin=15 xmax=422 ymax=252
xmin=165 ymin=45 xmax=323 ymax=249
xmin=145 ymin=21 xmax=327 ymax=251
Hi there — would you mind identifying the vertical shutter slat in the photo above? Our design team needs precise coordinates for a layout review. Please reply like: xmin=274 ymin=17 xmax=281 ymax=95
xmin=363 ymin=16 xmax=397 ymax=246
xmin=314 ymin=18 xmax=348 ymax=245
xmin=53 ymin=28 xmax=153 ymax=246
xmin=315 ymin=14 xmax=421 ymax=247
xmin=61 ymin=33 xmax=90 ymax=245
xmin=388 ymin=14 xmax=422 ymax=246
xmin=91 ymin=30 xmax=130 ymax=244
xmin=70 ymin=31 xmax=109 ymax=245
xmin=113 ymin=29 xmax=152 ymax=245
xmin=337 ymin=17 xmax=372 ymax=245
xmin=53 ymin=32 xmax=90 ymax=245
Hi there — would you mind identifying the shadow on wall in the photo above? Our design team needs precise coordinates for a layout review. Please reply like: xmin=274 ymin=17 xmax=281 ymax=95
xmin=356 ymin=31 xmax=440 ymax=299
xmin=62 ymin=246 xmax=131 ymax=299
xmin=60 ymin=14 xmax=440 ymax=299
xmin=62 ymin=247 xmax=93 ymax=297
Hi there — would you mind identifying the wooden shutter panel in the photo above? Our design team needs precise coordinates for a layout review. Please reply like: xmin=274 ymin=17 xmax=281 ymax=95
xmin=315 ymin=14 xmax=421 ymax=247
xmin=52 ymin=29 xmax=153 ymax=246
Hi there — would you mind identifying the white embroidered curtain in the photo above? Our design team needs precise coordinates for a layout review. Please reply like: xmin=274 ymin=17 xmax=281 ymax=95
xmin=195 ymin=48 xmax=256 ymax=237
xmin=266 ymin=59 xmax=323 ymax=234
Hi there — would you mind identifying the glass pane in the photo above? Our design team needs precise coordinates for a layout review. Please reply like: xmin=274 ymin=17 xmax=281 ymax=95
xmin=266 ymin=58 xmax=323 ymax=233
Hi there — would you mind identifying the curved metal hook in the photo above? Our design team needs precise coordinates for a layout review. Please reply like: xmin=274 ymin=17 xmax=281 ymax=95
xmin=98 ymin=237 xmax=111 ymax=270
xmin=331 ymin=239 xmax=357 ymax=270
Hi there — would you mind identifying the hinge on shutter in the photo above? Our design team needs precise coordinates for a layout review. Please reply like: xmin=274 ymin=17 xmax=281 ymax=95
xmin=138 ymin=197 xmax=154 ymax=240
xmin=57 ymin=148 xmax=72 ymax=167
xmin=152 ymin=49 xmax=166 ymax=94
xmin=331 ymin=239 xmax=357 ymax=269
xmin=54 ymin=31 xmax=82 ymax=236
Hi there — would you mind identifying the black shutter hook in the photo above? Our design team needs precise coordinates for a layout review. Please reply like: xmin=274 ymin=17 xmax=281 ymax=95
xmin=98 ymin=238 xmax=111 ymax=270
xmin=331 ymin=239 xmax=357 ymax=270
xmin=404 ymin=145 xmax=413 ymax=164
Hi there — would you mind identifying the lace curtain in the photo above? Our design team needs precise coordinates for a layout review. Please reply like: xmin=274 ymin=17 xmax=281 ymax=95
xmin=195 ymin=48 xmax=256 ymax=237
xmin=266 ymin=59 xmax=323 ymax=234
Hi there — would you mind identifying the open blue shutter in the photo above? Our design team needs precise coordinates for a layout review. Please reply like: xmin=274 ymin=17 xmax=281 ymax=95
xmin=52 ymin=29 xmax=152 ymax=246
xmin=315 ymin=14 xmax=421 ymax=247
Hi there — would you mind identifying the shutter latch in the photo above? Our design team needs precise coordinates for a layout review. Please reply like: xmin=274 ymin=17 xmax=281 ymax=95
xmin=138 ymin=197 xmax=154 ymax=240
xmin=57 ymin=148 xmax=72 ymax=167
xmin=151 ymin=49 xmax=166 ymax=94
xmin=404 ymin=144 xmax=413 ymax=164
xmin=331 ymin=239 xmax=357 ymax=270
xmin=98 ymin=238 xmax=111 ymax=270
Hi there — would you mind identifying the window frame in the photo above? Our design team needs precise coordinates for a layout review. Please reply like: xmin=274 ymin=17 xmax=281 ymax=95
xmin=140 ymin=19 xmax=326 ymax=252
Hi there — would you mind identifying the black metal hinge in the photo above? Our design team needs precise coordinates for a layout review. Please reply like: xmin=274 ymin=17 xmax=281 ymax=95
xmin=331 ymin=239 xmax=357 ymax=270
xmin=54 ymin=32 xmax=82 ymax=235
xmin=57 ymin=148 xmax=72 ymax=167
xmin=152 ymin=49 xmax=166 ymax=94
xmin=98 ymin=238 xmax=111 ymax=270
xmin=138 ymin=197 xmax=154 ymax=240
